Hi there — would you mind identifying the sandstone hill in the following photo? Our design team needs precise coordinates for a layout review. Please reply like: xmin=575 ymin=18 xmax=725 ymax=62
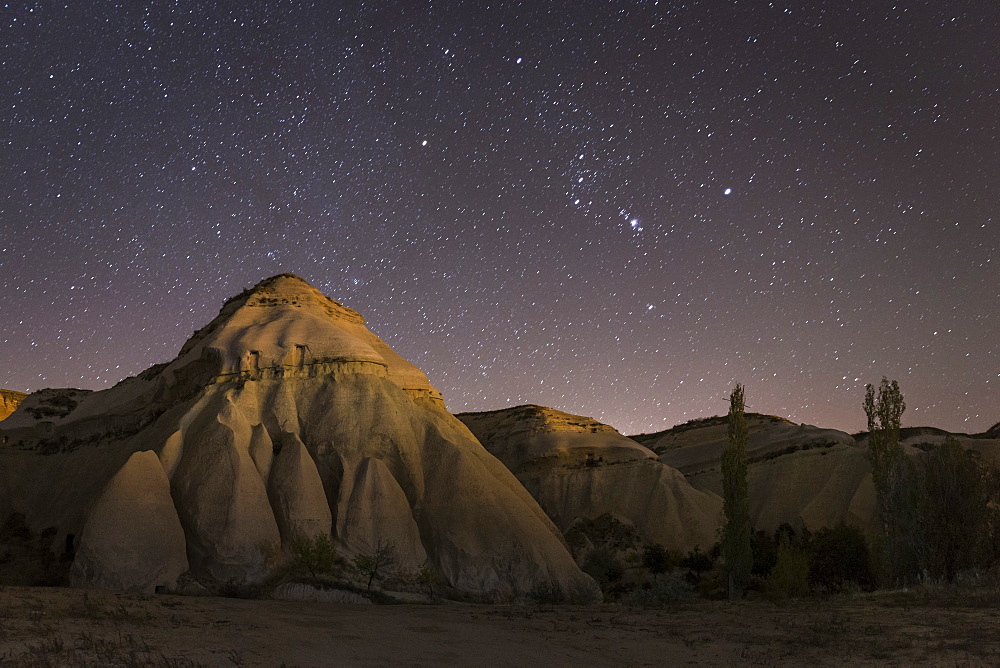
xmin=0 ymin=274 xmax=597 ymax=601
xmin=631 ymin=415 xmax=876 ymax=534
xmin=0 ymin=389 xmax=27 ymax=421
xmin=457 ymin=405 xmax=721 ymax=555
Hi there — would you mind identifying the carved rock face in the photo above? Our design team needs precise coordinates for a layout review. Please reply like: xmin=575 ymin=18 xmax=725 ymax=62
xmin=0 ymin=275 xmax=598 ymax=601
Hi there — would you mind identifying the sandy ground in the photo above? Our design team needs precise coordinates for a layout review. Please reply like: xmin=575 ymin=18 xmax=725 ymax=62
xmin=0 ymin=585 xmax=999 ymax=666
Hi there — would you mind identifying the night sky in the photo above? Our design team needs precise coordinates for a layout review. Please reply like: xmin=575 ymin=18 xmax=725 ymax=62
xmin=2 ymin=2 xmax=998 ymax=434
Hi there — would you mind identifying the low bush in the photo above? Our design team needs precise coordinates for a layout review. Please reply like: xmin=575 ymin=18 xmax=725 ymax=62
xmin=581 ymin=547 xmax=624 ymax=587
xmin=290 ymin=533 xmax=343 ymax=581
xmin=809 ymin=524 xmax=873 ymax=592
xmin=626 ymin=572 xmax=694 ymax=607
xmin=766 ymin=539 xmax=810 ymax=599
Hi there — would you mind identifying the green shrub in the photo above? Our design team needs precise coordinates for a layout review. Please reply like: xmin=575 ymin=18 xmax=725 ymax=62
xmin=290 ymin=533 xmax=342 ymax=581
xmin=626 ymin=573 xmax=694 ymax=607
xmin=766 ymin=539 xmax=810 ymax=599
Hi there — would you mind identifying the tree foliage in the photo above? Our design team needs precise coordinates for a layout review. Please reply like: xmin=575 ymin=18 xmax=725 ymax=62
xmin=722 ymin=383 xmax=752 ymax=598
xmin=352 ymin=538 xmax=397 ymax=590
xmin=641 ymin=543 xmax=672 ymax=575
xmin=864 ymin=377 xmax=923 ymax=585
xmin=919 ymin=436 xmax=995 ymax=582
xmin=808 ymin=523 xmax=872 ymax=592
xmin=290 ymin=533 xmax=342 ymax=581
xmin=582 ymin=547 xmax=625 ymax=587
xmin=680 ymin=547 xmax=713 ymax=583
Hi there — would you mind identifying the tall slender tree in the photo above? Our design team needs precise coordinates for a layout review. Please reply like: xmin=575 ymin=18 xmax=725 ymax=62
xmin=722 ymin=383 xmax=752 ymax=599
xmin=864 ymin=377 xmax=921 ymax=584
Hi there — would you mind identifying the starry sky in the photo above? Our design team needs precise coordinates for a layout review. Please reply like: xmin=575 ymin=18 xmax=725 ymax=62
xmin=2 ymin=2 xmax=998 ymax=434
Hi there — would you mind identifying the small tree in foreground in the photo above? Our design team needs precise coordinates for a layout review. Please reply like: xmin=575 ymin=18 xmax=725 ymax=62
xmin=290 ymin=533 xmax=342 ymax=581
xmin=353 ymin=538 xmax=397 ymax=590
xmin=722 ymin=383 xmax=752 ymax=599
xmin=641 ymin=543 xmax=673 ymax=576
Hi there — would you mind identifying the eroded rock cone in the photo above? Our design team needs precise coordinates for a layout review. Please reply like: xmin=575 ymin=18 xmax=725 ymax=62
xmin=0 ymin=274 xmax=598 ymax=601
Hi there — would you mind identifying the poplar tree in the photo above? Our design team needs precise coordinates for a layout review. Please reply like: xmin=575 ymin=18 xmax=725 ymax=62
xmin=864 ymin=377 xmax=921 ymax=584
xmin=722 ymin=383 xmax=752 ymax=599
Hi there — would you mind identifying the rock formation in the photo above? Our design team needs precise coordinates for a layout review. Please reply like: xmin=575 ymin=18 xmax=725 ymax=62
xmin=0 ymin=389 xmax=28 ymax=421
xmin=457 ymin=405 xmax=722 ymax=555
xmin=631 ymin=414 xmax=875 ymax=534
xmin=0 ymin=274 xmax=598 ymax=600
xmin=630 ymin=415 xmax=1000 ymax=539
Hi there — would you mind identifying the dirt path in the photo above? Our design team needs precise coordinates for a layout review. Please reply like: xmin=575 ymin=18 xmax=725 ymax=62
xmin=0 ymin=586 xmax=998 ymax=665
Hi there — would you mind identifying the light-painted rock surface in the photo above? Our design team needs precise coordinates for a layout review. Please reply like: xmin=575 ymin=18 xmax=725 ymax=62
xmin=0 ymin=390 xmax=28 ymax=422
xmin=69 ymin=450 xmax=188 ymax=593
xmin=458 ymin=405 xmax=722 ymax=554
xmin=632 ymin=414 xmax=874 ymax=534
xmin=0 ymin=275 xmax=597 ymax=600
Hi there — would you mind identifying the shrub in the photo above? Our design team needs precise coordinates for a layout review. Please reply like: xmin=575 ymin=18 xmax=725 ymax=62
xmin=626 ymin=572 xmax=694 ymax=607
xmin=766 ymin=539 xmax=810 ymax=599
xmin=751 ymin=530 xmax=778 ymax=577
xmin=527 ymin=581 xmax=565 ymax=604
xmin=641 ymin=543 xmax=676 ymax=575
xmin=681 ymin=546 xmax=714 ymax=583
xmin=564 ymin=513 xmax=640 ymax=557
xmin=416 ymin=561 xmax=438 ymax=598
xmin=581 ymin=547 xmax=624 ymax=587
xmin=290 ymin=533 xmax=342 ymax=581
xmin=809 ymin=523 xmax=872 ymax=592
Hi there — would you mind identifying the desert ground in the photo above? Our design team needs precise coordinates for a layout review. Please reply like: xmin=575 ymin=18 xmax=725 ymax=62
xmin=0 ymin=585 xmax=998 ymax=666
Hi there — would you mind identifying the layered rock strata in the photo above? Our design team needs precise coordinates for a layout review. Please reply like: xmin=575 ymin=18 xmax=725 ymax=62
xmin=458 ymin=405 xmax=722 ymax=554
xmin=0 ymin=275 xmax=597 ymax=600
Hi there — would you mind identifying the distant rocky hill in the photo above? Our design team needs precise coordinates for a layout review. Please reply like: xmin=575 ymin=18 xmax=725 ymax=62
xmin=630 ymin=414 xmax=876 ymax=534
xmin=0 ymin=389 xmax=28 ymax=421
xmin=457 ymin=405 xmax=721 ymax=555
xmin=0 ymin=275 xmax=597 ymax=601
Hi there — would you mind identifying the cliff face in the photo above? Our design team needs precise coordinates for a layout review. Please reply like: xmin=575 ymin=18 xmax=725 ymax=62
xmin=0 ymin=390 xmax=28 ymax=422
xmin=458 ymin=405 xmax=722 ymax=555
xmin=0 ymin=275 xmax=598 ymax=601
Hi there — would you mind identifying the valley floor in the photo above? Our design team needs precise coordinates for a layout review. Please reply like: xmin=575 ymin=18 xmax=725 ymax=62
xmin=0 ymin=585 xmax=998 ymax=666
